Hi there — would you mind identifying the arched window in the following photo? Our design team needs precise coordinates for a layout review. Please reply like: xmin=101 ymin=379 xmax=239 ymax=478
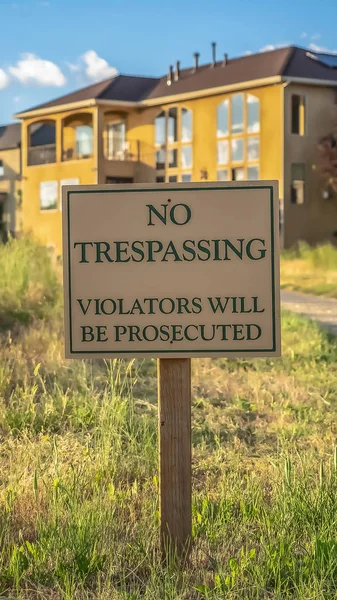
xmin=231 ymin=94 xmax=244 ymax=134
xmin=247 ymin=95 xmax=260 ymax=133
xmin=216 ymin=94 xmax=260 ymax=182
xmin=168 ymin=107 xmax=178 ymax=143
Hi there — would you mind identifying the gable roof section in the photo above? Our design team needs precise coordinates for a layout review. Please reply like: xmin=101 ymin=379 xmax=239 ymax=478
xmin=15 ymin=46 xmax=337 ymax=118
xmin=283 ymin=48 xmax=337 ymax=82
xmin=0 ymin=123 xmax=21 ymax=150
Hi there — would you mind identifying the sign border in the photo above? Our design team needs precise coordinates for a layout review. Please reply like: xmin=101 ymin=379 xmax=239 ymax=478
xmin=66 ymin=184 xmax=277 ymax=356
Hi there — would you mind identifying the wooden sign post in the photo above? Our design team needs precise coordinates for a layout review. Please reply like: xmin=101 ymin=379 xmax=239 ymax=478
xmin=158 ymin=358 xmax=191 ymax=556
xmin=62 ymin=182 xmax=281 ymax=558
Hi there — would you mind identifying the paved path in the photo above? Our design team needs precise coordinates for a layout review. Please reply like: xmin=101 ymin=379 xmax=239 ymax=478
xmin=281 ymin=290 xmax=337 ymax=336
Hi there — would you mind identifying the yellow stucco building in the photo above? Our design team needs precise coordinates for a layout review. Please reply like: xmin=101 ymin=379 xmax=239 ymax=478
xmin=11 ymin=45 xmax=337 ymax=255
xmin=0 ymin=123 xmax=21 ymax=239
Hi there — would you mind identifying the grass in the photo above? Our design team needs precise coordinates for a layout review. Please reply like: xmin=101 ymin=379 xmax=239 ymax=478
xmin=281 ymin=242 xmax=337 ymax=297
xmin=1 ymin=238 xmax=337 ymax=598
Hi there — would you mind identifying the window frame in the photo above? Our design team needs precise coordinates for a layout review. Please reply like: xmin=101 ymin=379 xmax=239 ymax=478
xmin=291 ymin=94 xmax=306 ymax=136
xmin=105 ymin=119 xmax=127 ymax=160
xmin=155 ymin=105 xmax=193 ymax=179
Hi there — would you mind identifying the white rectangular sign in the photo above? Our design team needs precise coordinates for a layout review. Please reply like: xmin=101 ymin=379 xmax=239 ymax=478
xmin=62 ymin=182 xmax=280 ymax=358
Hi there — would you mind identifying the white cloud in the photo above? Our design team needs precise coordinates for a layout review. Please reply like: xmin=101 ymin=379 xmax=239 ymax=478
xmin=82 ymin=50 xmax=118 ymax=82
xmin=14 ymin=96 xmax=21 ymax=103
xmin=301 ymin=32 xmax=307 ymax=39
xmin=0 ymin=69 xmax=9 ymax=89
xmin=309 ymin=42 xmax=337 ymax=54
xmin=9 ymin=53 xmax=66 ymax=86
xmin=244 ymin=50 xmax=253 ymax=56
xmin=311 ymin=33 xmax=321 ymax=41
xmin=66 ymin=61 xmax=81 ymax=73
xmin=259 ymin=43 xmax=289 ymax=53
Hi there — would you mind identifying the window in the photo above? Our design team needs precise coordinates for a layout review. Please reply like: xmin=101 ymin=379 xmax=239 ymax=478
xmin=156 ymin=149 xmax=166 ymax=170
xmin=217 ymin=140 xmax=229 ymax=165
xmin=155 ymin=106 xmax=193 ymax=180
xmin=231 ymin=94 xmax=244 ymax=134
xmin=156 ymin=176 xmax=165 ymax=183
xmin=217 ymin=100 xmax=229 ymax=137
xmin=217 ymin=169 xmax=229 ymax=181
xmin=182 ymin=173 xmax=192 ymax=182
xmin=291 ymin=163 xmax=305 ymax=204
xmin=247 ymin=137 xmax=259 ymax=161
xmin=0 ymin=160 xmax=3 ymax=177
xmin=155 ymin=111 xmax=166 ymax=145
xmin=40 ymin=181 xmax=58 ymax=211
xmin=76 ymin=125 xmax=93 ymax=157
xmin=232 ymin=167 xmax=244 ymax=181
xmin=247 ymin=166 xmax=259 ymax=180
xmin=216 ymin=94 xmax=260 ymax=182
xmin=231 ymin=138 xmax=244 ymax=162
xmin=168 ymin=149 xmax=178 ymax=168
xmin=168 ymin=107 xmax=178 ymax=143
xmin=291 ymin=95 xmax=305 ymax=135
xmin=106 ymin=122 xmax=125 ymax=159
xmin=181 ymin=108 xmax=192 ymax=142
xmin=168 ymin=175 xmax=178 ymax=182
xmin=181 ymin=146 xmax=192 ymax=169
xmin=247 ymin=95 xmax=260 ymax=133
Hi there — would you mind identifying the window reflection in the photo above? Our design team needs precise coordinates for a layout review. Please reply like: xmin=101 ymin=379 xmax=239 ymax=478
xmin=217 ymin=169 xmax=229 ymax=181
xmin=168 ymin=148 xmax=178 ymax=168
xmin=156 ymin=149 xmax=166 ymax=170
xmin=247 ymin=166 xmax=259 ymax=180
xmin=181 ymin=108 xmax=192 ymax=142
xmin=231 ymin=138 xmax=244 ymax=162
xmin=231 ymin=94 xmax=244 ymax=134
xmin=217 ymin=140 xmax=229 ymax=164
xmin=217 ymin=100 xmax=229 ymax=137
xmin=155 ymin=111 xmax=166 ymax=146
xmin=168 ymin=107 xmax=178 ymax=143
xmin=247 ymin=95 xmax=260 ymax=133
xmin=182 ymin=173 xmax=192 ymax=182
xmin=247 ymin=137 xmax=259 ymax=161
xmin=181 ymin=146 xmax=192 ymax=168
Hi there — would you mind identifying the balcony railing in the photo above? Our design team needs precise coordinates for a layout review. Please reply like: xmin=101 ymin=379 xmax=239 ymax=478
xmin=28 ymin=144 xmax=56 ymax=166
xmin=106 ymin=140 xmax=141 ymax=162
xmin=62 ymin=143 xmax=93 ymax=162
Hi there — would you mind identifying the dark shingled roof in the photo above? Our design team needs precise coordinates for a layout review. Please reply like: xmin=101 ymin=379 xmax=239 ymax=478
xmin=0 ymin=123 xmax=21 ymax=150
xmin=147 ymin=47 xmax=293 ymax=99
xmin=24 ymin=75 xmax=159 ymax=113
xmin=16 ymin=46 xmax=337 ymax=116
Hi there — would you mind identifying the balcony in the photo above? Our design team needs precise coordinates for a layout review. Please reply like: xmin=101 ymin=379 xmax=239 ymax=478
xmin=62 ymin=143 xmax=93 ymax=162
xmin=106 ymin=140 xmax=140 ymax=162
xmin=28 ymin=144 xmax=56 ymax=166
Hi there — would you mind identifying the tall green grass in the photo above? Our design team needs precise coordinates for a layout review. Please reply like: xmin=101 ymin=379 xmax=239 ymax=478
xmin=1 ymin=239 xmax=337 ymax=598
xmin=0 ymin=237 xmax=61 ymax=328
xmin=281 ymin=241 xmax=337 ymax=270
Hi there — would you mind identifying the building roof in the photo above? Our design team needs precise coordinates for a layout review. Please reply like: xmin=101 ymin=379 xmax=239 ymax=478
xmin=23 ymin=75 xmax=159 ymax=113
xmin=15 ymin=46 xmax=337 ymax=118
xmin=0 ymin=123 xmax=21 ymax=150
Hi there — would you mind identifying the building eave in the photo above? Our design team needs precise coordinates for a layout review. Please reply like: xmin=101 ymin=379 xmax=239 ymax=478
xmin=282 ymin=76 xmax=337 ymax=87
xmin=13 ymin=98 xmax=98 ymax=120
xmin=140 ymin=76 xmax=284 ymax=106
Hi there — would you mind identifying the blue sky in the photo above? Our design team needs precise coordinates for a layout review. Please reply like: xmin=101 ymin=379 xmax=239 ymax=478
xmin=1 ymin=0 xmax=337 ymax=124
